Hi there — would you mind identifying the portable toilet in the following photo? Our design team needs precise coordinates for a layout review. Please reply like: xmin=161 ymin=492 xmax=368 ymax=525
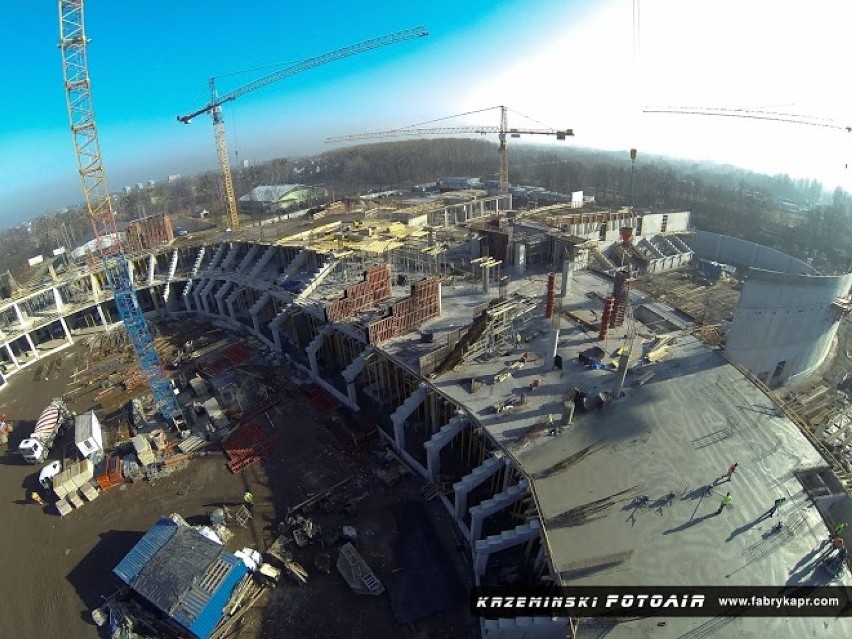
xmin=75 ymin=411 xmax=104 ymax=463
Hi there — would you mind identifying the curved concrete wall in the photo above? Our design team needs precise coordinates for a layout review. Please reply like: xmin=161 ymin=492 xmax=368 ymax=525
xmin=687 ymin=230 xmax=815 ymax=275
xmin=726 ymin=268 xmax=852 ymax=385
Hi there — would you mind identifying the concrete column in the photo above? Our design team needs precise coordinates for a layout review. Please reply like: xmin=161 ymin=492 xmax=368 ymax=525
xmin=561 ymin=259 xmax=573 ymax=296
xmin=454 ymin=456 xmax=503 ymax=521
xmin=96 ymin=304 xmax=108 ymax=327
xmin=5 ymin=344 xmax=20 ymax=369
xmin=58 ymin=316 xmax=73 ymax=343
xmin=611 ymin=349 xmax=630 ymax=399
xmin=469 ymin=479 xmax=530 ymax=541
xmin=436 ymin=282 xmax=443 ymax=317
xmin=13 ymin=303 xmax=26 ymax=329
xmin=215 ymin=281 xmax=234 ymax=317
xmin=147 ymin=254 xmax=157 ymax=284
xmin=547 ymin=328 xmax=559 ymax=369
xmin=389 ymin=384 xmax=430 ymax=453
xmin=341 ymin=348 xmax=371 ymax=412
xmin=473 ymin=519 xmax=541 ymax=577
xmin=424 ymin=415 xmax=467 ymax=480
xmin=306 ymin=327 xmax=330 ymax=378
xmin=52 ymin=287 xmax=64 ymax=313
xmin=24 ymin=333 xmax=38 ymax=360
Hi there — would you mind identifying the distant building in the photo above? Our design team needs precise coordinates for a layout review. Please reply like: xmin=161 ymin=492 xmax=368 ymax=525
xmin=437 ymin=177 xmax=482 ymax=192
xmin=167 ymin=174 xmax=181 ymax=183
xmin=239 ymin=184 xmax=326 ymax=214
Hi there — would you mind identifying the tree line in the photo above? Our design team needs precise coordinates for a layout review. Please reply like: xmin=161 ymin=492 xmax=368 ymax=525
xmin=2 ymin=137 xmax=849 ymax=281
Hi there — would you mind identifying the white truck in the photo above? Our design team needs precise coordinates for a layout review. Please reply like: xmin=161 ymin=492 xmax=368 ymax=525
xmin=18 ymin=399 xmax=73 ymax=464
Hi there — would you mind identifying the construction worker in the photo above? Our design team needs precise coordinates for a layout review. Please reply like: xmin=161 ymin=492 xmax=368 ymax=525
xmin=30 ymin=492 xmax=44 ymax=506
xmin=725 ymin=462 xmax=739 ymax=482
xmin=243 ymin=491 xmax=254 ymax=508
xmin=769 ymin=497 xmax=786 ymax=518
xmin=834 ymin=522 xmax=848 ymax=536
xmin=717 ymin=492 xmax=732 ymax=514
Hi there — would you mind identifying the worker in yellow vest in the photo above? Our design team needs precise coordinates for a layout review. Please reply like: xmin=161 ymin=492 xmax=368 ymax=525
xmin=716 ymin=492 xmax=732 ymax=515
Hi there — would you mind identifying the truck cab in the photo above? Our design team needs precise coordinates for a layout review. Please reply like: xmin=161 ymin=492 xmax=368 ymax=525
xmin=38 ymin=460 xmax=62 ymax=490
xmin=20 ymin=438 xmax=48 ymax=464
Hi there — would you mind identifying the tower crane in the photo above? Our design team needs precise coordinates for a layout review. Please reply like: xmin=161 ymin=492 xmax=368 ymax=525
xmin=325 ymin=105 xmax=573 ymax=193
xmin=178 ymin=27 xmax=429 ymax=231
xmin=643 ymin=105 xmax=852 ymax=132
xmin=58 ymin=1 xmax=181 ymax=420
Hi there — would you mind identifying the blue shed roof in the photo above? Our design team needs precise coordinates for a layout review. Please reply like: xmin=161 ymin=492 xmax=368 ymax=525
xmin=114 ymin=517 xmax=250 ymax=639
xmin=114 ymin=517 xmax=178 ymax=584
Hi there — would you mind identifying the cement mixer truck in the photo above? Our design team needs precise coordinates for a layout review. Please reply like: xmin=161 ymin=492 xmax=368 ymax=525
xmin=18 ymin=399 xmax=73 ymax=464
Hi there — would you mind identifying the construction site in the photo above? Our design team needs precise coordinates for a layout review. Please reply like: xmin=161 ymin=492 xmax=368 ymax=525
xmin=1 ymin=190 xmax=852 ymax=639
xmin=1 ymin=3 xmax=851 ymax=639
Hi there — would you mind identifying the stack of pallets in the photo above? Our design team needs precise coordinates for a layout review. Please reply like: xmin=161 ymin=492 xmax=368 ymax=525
xmin=222 ymin=423 xmax=277 ymax=473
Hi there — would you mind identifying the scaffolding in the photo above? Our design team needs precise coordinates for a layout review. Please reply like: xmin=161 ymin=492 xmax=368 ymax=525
xmin=462 ymin=295 xmax=538 ymax=361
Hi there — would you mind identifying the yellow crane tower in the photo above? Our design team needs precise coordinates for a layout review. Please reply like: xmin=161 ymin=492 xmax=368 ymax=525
xmin=325 ymin=105 xmax=573 ymax=193
xmin=178 ymin=27 xmax=429 ymax=231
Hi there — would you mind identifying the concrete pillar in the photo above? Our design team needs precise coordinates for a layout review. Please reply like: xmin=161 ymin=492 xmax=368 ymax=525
xmin=58 ymin=316 xmax=73 ymax=343
xmin=147 ymin=254 xmax=157 ymax=284
xmin=13 ymin=303 xmax=26 ymax=329
xmin=424 ymin=415 xmax=467 ymax=480
xmin=215 ymin=281 xmax=233 ymax=317
xmin=5 ymin=344 xmax=20 ymax=369
xmin=611 ymin=348 xmax=630 ymax=399
xmin=24 ymin=333 xmax=39 ymax=360
xmin=48 ymin=263 xmax=58 ymax=282
xmin=547 ymin=328 xmax=559 ymax=369
xmin=469 ymin=479 xmax=530 ymax=541
xmin=306 ymin=327 xmax=329 ymax=378
xmin=53 ymin=287 xmax=64 ymax=312
xmin=341 ymin=348 xmax=371 ymax=412
xmin=454 ymin=456 xmax=503 ymax=521
xmin=96 ymin=304 xmax=108 ymax=326
xmin=389 ymin=384 xmax=430 ymax=453
xmin=561 ymin=259 xmax=573 ymax=296
xmin=437 ymin=282 xmax=442 ymax=317
xmin=473 ymin=519 xmax=541 ymax=577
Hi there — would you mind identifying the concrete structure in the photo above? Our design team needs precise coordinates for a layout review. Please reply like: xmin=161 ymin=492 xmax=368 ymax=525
xmin=1 ymin=205 xmax=850 ymax=639
xmin=125 ymin=213 xmax=174 ymax=251
xmin=239 ymin=184 xmax=326 ymax=214
xmin=689 ymin=231 xmax=852 ymax=386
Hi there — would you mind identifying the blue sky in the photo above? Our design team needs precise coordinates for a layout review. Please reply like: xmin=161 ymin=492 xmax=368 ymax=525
xmin=2 ymin=1 xmax=851 ymax=225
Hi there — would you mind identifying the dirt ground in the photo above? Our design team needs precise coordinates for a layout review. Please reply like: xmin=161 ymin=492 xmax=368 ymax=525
xmin=0 ymin=328 xmax=473 ymax=639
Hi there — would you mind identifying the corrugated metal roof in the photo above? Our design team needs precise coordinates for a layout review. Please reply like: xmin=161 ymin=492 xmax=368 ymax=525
xmin=186 ymin=554 xmax=248 ymax=639
xmin=114 ymin=518 xmax=249 ymax=639
xmin=113 ymin=517 xmax=178 ymax=584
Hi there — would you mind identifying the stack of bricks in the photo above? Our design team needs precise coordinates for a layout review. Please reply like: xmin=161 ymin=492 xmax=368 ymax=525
xmin=367 ymin=277 xmax=441 ymax=345
xmin=324 ymin=264 xmax=392 ymax=322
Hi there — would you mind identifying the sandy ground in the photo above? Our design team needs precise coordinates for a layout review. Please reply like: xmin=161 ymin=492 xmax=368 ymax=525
xmin=0 ymin=336 xmax=472 ymax=639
